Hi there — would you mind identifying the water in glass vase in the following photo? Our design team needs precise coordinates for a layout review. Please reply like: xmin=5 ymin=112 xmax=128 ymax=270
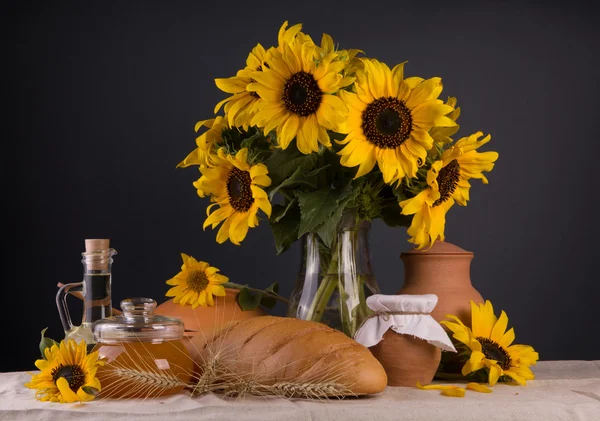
xmin=288 ymin=212 xmax=379 ymax=337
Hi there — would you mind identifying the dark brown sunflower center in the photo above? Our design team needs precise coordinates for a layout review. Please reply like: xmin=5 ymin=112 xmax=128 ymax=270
xmin=51 ymin=364 xmax=86 ymax=391
xmin=283 ymin=71 xmax=322 ymax=116
xmin=432 ymin=159 xmax=460 ymax=207
xmin=227 ymin=167 xmax=254 ymax=212
xmin=477 ymin=337 xmax=512 ymax=370
xmin=362 ymin=97 xmax=413 ymax=149
xmin=187 ymin=269 xmax=209 ymax=292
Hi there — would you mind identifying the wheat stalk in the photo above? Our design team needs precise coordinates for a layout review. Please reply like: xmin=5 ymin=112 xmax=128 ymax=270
xmin=186 ymin=350 xmax=357 ymax=401
xmin=98 ymin=342 xmax=194 ymax=400
xmin=111 ymin=367 xmax=187 ymax=389
xmin=267 ymin=381 xmax=354 ymax=399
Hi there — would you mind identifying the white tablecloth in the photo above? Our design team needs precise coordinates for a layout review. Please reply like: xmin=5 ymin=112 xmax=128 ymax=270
xmin=1 ymin=361 xmax=599 ymax=421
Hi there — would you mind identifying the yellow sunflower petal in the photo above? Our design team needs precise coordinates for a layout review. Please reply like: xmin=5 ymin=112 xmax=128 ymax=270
xmin=278 ymin=115 xmax=301 ymax=149
xmin=416 ymin=382 xmax=463 ymax=391
xmin=197 ymin=290 xmax=207 ymax=307
xmin=441 ymin=388 xmax=466 ymax=398
xmin=499 ymin=328 xmax=516 ymax=349
xmin=490 ymin=310 xmax=509 ymax=343
xmin=165 ymin=286 xmax=181 ymax=297
xmin=488 ymin=364 xmax=503 ymax=386
xmin=503 ymin=370 xmax=527 ymax=386
xmin=229 ymin=212 xmax=251 ymax=245
xmin=400 ymin=190 xmax=429 ymax=215
xmin=462 ymin=350 xmax=485 ymax=375
xmin=466 ymin=382 xmax=493 ymax=393
xmin=56 ymin=377 xmax=80 ymax=403
xmin=470 ymin=300 xmax=484 ymax=337
xmin=405 ymin=77 xmax=443 ymax=109
xmin=203 ymin=205 xmax=234 ymax=230
xmin=77 ymin=387 xmax=96 ymax=402
xmin=211 ymin=285 xmax=227 ymax=297
xmin=215 ymin=216 xmax=233 ymax=244
xmin=205 ymin=289 xmax=215 ymax=306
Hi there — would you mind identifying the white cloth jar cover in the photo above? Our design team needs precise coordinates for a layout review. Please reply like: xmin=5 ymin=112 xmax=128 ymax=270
xmin=354 ymin=294 xmax=456 ymax=352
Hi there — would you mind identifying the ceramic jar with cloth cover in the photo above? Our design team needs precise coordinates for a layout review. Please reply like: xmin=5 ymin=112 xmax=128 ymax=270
xmin=354 ymin=294 xmax=456 ymax=386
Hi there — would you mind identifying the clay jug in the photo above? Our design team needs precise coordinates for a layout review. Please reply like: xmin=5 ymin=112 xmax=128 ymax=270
xmin=397 ymin=241 xmax=483 ymax=327
xmin=155 ymin=288 xmax=266 ymax=360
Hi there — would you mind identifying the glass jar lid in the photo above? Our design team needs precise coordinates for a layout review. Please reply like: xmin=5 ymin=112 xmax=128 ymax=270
xmin=93 ymin=297 xmax=184 ymax=343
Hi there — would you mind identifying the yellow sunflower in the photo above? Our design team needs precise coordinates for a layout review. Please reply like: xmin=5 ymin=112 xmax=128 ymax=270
xmin=337 ymin=58 xmax=457 ymax=184
xmin=318 ymin=32 xmax=363 ymax=76
xmin=165 ymin=253 xmax=228 ymax=307
xmin=279 ymin=21 xmax=362 ymax=74
xmin=25 ymin=339 xmax=103 ymax=403
xmin=214 ymin=44 xmax=269 ymax=129
xmin=430 ymin=97 xmax=461 ymax=147
xmin=399 ymin=131 xmax=499 ymax=249
xmin=441 ymin=300 xmax=539 ymax=386
xmin=277 ymin=21 xmax=313 ymax=51
xmin=249 ymin=39 xmax=354 ymax=154
xmin=177 ymin=115 xmax=228 ymax=168
xmin=195 ymin=148 xmax=272 ymax=245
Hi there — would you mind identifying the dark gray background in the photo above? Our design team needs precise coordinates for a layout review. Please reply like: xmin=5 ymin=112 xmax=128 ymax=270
xmin=4 ymin=0 xmax=599 ymax=372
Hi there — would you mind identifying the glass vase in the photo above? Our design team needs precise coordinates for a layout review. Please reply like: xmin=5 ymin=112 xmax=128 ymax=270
xmin=287 ymin=211 xmax=379 ymax=337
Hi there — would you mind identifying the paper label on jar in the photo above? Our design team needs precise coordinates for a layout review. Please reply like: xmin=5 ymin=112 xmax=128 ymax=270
xmin=154 ymin=358 xmax=170 ymax=370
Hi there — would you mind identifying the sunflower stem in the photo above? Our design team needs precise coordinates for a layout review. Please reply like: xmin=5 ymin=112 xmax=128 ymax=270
xmin=223 ymin=282 xmax=289 ymax=304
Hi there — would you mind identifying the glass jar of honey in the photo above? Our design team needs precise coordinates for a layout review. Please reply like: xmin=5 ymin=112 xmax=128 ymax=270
xmin=92 ymin=297 xmax=194 ymax=399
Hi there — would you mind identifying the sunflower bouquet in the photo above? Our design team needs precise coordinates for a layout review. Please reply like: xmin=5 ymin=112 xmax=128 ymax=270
xmin=177 ymin=21 xmax=499 ymax=335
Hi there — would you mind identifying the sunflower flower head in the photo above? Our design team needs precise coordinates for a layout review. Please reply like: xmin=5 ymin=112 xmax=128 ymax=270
xmin=249 ymin=36 xmax=354 ymax=154
xmin=177 ymin=115 xmax=229 ymax=168
xmin=214 ymin=44 xmax=269 ymax=129
xmin=25 ymin=339 xmax=104 ymax=403
xmin=337 ymin=58 xmax=457 ymax=184
xmin=399 ymin=131 xmax=499 ymax=249
xmin=195 ymin=148 xmax=272 ymax=245
xmin=165 ymin=253 xmax=228 ymax=308
xmin=441 ymin=300 xmax=539 ymax=386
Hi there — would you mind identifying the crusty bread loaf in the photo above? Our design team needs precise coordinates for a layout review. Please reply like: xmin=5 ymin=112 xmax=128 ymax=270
xmin=189 ymin=315 xmax=387 ymax=396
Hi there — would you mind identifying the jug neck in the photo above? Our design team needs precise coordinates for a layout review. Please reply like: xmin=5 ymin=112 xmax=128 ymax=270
xmin=401 ymin=253 xmax=474 ymax=288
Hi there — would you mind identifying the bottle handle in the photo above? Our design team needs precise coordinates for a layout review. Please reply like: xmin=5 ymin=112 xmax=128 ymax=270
xmin=56 ymin=282 xmax=83 ymax=334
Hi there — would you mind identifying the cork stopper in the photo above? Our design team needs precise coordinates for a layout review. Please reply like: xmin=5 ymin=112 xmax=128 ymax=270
xmin=84 ymin=239 xmax=111 ymax=270
xmin=85 ymin=239 xmax=110 ymax=253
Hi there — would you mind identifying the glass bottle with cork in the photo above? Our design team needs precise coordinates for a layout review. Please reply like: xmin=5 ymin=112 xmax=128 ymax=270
xmin=56 ymin=238 xmax=116 ymax=351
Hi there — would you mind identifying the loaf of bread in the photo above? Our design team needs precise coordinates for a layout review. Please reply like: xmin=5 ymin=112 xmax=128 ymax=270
xmin=189 ymin=315 xmax=387 ymax=396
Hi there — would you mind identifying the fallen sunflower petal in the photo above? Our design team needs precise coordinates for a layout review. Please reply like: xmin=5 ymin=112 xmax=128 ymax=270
xmin=416 ymin=381 xmax=463 ymax=391
xmin=441 ymin=388 xmax=466 ymax=397
xmin=466 ymin=382 xmax=493 ymax=393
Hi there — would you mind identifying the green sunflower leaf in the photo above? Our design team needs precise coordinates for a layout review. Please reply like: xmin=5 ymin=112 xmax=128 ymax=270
xmin=271 ymin=197 xmax=297 ymax=224
xmin=81 ymin=386 xmax=100 ymax=397
xmin=315 ymin=187 xmax=360 ymax=248
xmin=265 ymin=146 xmax=318 ymax=186
xmin=265 ymin=282 xmax=279 ymax=295
xmin=237 ymin=287 xmax=263 ymax=311
xmin=39 ymin=327 xmax=58 ymax=360
xmin=297 ymin=180 xmax=353 ymax=238
xmin=259 ymin=282 xmax=280 ymax=309
xmin=268 ymin=166 xmax=318 ymax=201
xmin=271 ymin=202 xmax=301 ymax=255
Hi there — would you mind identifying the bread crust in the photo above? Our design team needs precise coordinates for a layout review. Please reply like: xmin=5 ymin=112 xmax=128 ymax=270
xmin=189 ymin=316 xmax=387 ymax=395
